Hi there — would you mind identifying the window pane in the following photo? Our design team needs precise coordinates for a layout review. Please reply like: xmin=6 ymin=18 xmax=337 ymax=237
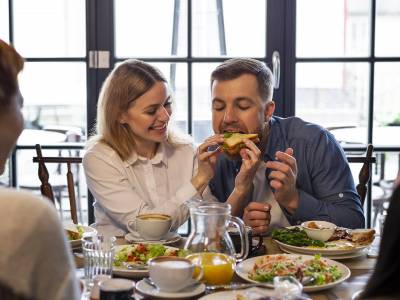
xmin=115 ymin=0 xmax=187 ymax=58
xmin=373 ymin=62 xmax=400 ymax=146
xmin=152 ymin=63 xmax=188 ymax=133
xmin=296 ymin=63 xmax=370 ymax=144
xmin=192 ymin=63 xmax=218 ymax=144
xmin=19 ymin=62 xmax=87 ymax=134
xmin=0 ymin=0 xmax=9 ymax=42
xmin=193 ymin=0 xmax=266 ymax=57
xmin=13 ymin=0 xmax=85 ymax=57
xmin=297 ymin=0 xmax=371 ymax=57
xmin=375 ymin=0 xmax=400 ymax=56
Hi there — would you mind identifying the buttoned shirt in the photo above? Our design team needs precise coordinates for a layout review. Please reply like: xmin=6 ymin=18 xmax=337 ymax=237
xmin=83 ymin=141 xmax=199 ymax=237
xmin=210 ymin=116 xmax=365 ymax=229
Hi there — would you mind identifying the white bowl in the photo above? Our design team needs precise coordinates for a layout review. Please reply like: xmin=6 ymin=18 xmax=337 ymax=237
xmin=301 ymin=220 xmax=336 ymax=242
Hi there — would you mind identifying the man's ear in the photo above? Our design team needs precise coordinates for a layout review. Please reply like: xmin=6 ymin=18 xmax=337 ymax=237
xmin=264 ymin=100 xmax=275 ymax=121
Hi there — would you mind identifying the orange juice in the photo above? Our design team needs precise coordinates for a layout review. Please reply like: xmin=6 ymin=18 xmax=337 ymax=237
xmin=186 ymin=252 xmax=235 ymax=285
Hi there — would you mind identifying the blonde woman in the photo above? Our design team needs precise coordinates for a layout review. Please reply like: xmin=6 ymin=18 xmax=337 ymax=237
xmin=83 ymin=59 xmax=221 ymax=237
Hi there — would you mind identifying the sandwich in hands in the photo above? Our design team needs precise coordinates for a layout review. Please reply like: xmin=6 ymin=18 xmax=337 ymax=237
xmin=222 ymin=132 xmax=259 ymax=157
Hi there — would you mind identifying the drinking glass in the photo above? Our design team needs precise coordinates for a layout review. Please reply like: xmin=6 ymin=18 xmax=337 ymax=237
xmin=82 ymin=235 xmax=116 ymax=292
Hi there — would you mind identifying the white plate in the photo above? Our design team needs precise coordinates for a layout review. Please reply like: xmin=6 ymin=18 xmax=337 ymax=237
xmin=274 ymin=238 xmax=370 ymax=256
xmin=199 ymin=287 xmax=276 ymax=300
xmin=124 ymin=231 xmax=181 ymax=245
xmin=235 ymin=254 xmax=351 ymax=292
xmin=280 ymin=246 xmax=367 ymax=260
xmin=66 ymin=225 xmax=97 ymax=248
xmin=112 ymin=244 xmax=179 ymax=278
xmin=136 ymin=279 xmax=205 ymax=299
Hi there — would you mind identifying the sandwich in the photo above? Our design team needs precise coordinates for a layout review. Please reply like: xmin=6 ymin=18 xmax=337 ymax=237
xmin=222 ymin=132 xmax=259 ymax=156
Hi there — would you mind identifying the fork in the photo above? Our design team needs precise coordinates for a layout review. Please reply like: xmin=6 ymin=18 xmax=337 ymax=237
xmin=122 ymin=262 xmax=147 ymax=270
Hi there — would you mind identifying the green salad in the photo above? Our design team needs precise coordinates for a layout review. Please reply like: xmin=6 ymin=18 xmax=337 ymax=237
xmin=272 ymin=227 xmax=326 ymax=247
xmin=113 ymin=243 xmax=189 ymax=267
xmin=249 ymin=254 xmax=342 ymax=286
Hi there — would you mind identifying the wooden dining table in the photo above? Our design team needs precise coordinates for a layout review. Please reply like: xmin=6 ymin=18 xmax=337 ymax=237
xmin=76 ymin=235 xmax=378 ymax=300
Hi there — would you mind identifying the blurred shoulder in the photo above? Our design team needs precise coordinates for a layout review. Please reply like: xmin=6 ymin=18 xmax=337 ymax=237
xmin=0 ymin=187 xmax=53 ymax=212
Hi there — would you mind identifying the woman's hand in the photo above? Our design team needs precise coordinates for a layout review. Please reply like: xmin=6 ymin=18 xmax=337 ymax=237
xmin=191 ymin=134 xmax=224 ymax=193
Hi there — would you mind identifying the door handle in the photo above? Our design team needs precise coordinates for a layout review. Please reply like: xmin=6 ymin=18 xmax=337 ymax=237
xmin=272 ymin=50 xmax=280 ymax=89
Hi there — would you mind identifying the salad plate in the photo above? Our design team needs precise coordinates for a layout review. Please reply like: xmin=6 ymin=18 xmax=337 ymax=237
xmin=64 ymin=224 xmax=97 ymax=249
xmin=199 ymin=287 xmax=277 ymax=300
xmin=235 ymin=254 xmax=351 ymax=292
xmin=112 ymin=244 xmax=181 ymax=278
xmin=272 ymin=226 xmax=373 ymax=256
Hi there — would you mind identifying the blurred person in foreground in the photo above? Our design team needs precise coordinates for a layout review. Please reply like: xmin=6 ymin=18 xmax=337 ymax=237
xmin=0 ymin=40 xmax=80 ymax=299
xmin=83 ymin=59 xmax=215 ymax=237
xmin=360 ymin=173 xmax=400 ymax=299
xmin=203 ymin=58 xmax=364 ymax=234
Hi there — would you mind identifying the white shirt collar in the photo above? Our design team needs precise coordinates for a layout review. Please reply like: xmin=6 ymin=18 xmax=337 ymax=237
xmin=124 ymin=143 xmax=168 ymax=167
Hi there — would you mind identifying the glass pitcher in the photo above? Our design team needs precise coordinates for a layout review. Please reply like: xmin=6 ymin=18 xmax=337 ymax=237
xmin=184 ymin=202 xmax=249 ymax=285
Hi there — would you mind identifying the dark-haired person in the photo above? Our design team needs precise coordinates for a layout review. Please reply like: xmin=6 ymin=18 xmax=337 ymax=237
xmin=206 ymin=58 xmax=365 ymax=234
xmin=83 ymin=59 xmax=219 ymax=237
xmin=0 ymin=39 xmax=80 ymax=300
xmin=360 ymin=175 xmax=400 ymax=299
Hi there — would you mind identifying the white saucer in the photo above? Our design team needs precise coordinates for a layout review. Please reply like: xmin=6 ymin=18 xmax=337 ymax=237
xmin=136 ymin=279 xmax=205 ymax=299
xmin=124 ymin=231 xmax=181 ymax=245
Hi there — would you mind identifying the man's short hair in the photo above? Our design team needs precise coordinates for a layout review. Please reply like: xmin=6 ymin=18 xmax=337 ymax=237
xmin=211 ymin=58 xmax=274 ymax=102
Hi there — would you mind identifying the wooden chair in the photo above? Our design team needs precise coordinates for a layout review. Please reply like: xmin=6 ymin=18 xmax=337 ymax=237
xmin=347 ymin=144 xmax=375 ymax=205
xmin=33 ymin=144 xmax=82 ymax=224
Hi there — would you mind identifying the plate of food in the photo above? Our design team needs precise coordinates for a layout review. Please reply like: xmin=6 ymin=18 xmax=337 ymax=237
xmin=272 ymin=226 xmax=375 ymax=256
xmin=235 ymin=254 xmax=351 ymax=292
xmin=64 ymin=224 xmax=97 ymax=248
xmin=112 ymin=243 xmax=188 ymax=278
xmin=199 ymin=287 xmax=277 ymax=300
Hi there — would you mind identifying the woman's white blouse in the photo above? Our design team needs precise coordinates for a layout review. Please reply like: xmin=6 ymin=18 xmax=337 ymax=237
xmin=83 ymin=141 xmax=199 ymax=237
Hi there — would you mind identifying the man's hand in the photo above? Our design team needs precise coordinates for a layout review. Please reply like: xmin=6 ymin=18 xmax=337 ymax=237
xmin=234 ymin=139 xmax=262 ymax=195
xmin=265 ymin=148 xmax=299 ymax=214
xmin=191 ymin=134 xmax=223 ymax=193
xmin=243 ymin=202 xmax=271 ymax=234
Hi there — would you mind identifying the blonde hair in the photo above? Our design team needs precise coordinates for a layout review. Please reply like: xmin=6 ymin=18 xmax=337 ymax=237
xmin=88 ymin=59 xmax=191 ymax=160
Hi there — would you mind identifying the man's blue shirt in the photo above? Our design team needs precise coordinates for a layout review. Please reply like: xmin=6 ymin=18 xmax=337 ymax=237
xmin=209 ymin=116 xmax=365 ymax=229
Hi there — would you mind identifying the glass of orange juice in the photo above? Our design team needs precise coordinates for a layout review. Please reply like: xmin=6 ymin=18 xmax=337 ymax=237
xmin=186 ymin=252 xmax=235 ymax=285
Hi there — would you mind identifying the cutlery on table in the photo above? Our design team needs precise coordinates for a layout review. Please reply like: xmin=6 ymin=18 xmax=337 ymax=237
xmin=123 ymin=262 xmax=147 ymax=270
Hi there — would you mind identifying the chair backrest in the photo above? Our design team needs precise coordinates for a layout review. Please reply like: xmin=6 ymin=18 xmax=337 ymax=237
xmin=347 ymin=144 xmax=375 ymax=205
xmin=33 ymin=144 xmax=82 ymax=224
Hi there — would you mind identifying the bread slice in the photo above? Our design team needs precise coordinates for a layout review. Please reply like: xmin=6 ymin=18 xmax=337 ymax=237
xmin=222 ymin=133 xmax=259 ymax=156
xmin=350 ymin=228 xmax=375 ymax=245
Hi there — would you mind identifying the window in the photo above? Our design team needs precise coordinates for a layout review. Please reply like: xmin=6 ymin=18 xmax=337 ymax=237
xmin=4 ymin=0 xmax=399 ymax=228
xmin=295 ymin=0 xmax=400 ymax=228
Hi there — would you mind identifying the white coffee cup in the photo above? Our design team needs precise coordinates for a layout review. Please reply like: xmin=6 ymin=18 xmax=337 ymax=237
xmin=148 ymin=257 xmax=203 ymax=292
xmin=127 ymin=213 xmax=172 ymax=240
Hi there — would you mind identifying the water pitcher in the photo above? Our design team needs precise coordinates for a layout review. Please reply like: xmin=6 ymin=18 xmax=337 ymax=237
xmin=184 ymin=201 xmax=249 ymax=261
